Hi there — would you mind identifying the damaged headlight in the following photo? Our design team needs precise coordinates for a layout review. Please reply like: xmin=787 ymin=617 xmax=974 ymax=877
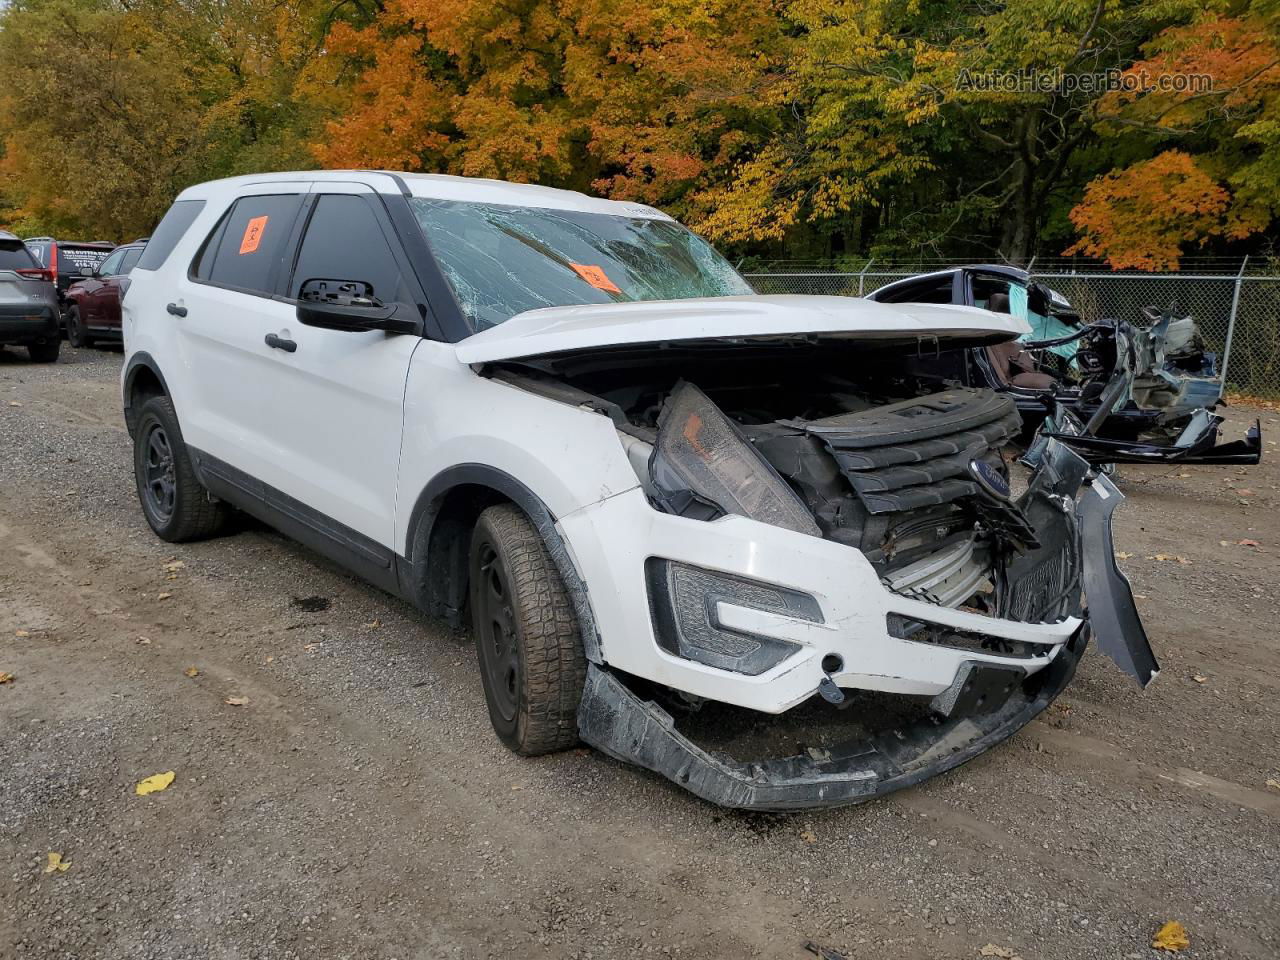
xmin=646 ymin=559 xmax=821 ymax=675
xmin=649 ymin=381 xmax=821 ymax=536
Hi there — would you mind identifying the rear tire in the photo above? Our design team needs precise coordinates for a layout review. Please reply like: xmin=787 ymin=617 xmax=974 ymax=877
xmin=133 ymin=396 xmax=227 ymax=542
xmin=468 ymin=504 xmax=586 ymax=755
xmin=27 ymin=339 xmax=59 ymax=363
xmin=66 ymin=306 xmax=93 ymax=348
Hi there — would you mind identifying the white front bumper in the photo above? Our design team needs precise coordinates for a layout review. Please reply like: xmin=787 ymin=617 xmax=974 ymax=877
xmin=557 ymin=488 xmax=1077 ymax=715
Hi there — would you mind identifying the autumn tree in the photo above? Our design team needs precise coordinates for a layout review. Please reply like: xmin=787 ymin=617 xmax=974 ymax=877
xmin=0 ymin=0 xmax=358 ymax=239
xmin=1068 ymin=5 xmax=1280 ymax=268
xmin=312 ymin=0 xmax=787 ymax=224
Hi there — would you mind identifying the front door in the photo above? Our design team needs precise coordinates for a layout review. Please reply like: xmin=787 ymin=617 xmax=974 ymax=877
xmin=258 ymin=183 xmax=422 ymax=550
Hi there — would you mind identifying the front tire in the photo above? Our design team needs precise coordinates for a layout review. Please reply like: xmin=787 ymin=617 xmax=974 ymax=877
xmin=469 ymin=504 xmax=586 ymax=755
xmin=27 ymin=339 xmax=59 ymax=363
xmin=133 ymin=396 xmax=226 ymax=542
xmin=66 ymin=306 xmax=93 ymax=348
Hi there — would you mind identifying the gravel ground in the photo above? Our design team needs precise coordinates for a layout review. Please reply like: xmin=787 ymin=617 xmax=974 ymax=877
xmin=2 ymin=345 xmax=1279 ymax=960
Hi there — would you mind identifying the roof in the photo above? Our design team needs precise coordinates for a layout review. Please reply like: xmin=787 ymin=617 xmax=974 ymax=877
xmin=175 ymin=170 xmax=674 ymax=220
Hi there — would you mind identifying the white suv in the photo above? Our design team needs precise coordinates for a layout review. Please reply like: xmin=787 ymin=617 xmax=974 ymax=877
xmin=122 ymin=171 xmax=1157 ymax=809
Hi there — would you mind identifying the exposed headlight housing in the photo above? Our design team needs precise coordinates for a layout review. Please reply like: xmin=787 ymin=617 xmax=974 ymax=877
xmin=646 ymin=559 xmax=821 ymax=675
xmin=649 ymin=381 xmax=821 ymax=536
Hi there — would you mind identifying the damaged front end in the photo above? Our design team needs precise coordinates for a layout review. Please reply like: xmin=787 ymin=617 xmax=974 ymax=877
xmin=545 ymin=364 xmax=1158 ymax=810
xmin=991 ymin=306 xmax=1260 ymax=467
xmin=1033 ymin=314 xmax=1262 ymax=466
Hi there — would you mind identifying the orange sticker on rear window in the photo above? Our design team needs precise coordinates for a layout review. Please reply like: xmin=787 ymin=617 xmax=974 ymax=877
xmin=569 ymin=263 xmax=621 ymax=294
xmin=239 ymin=215 xmax=268 ymax=255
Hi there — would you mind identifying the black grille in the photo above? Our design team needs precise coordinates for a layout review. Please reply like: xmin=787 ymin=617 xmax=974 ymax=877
xmin=787 ymin=389 xmax=1023 ymax=515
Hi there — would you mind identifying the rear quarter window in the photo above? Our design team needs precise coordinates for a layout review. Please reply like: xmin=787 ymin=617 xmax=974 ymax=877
xmin=135 ymin=199 xmax=207 ymax=271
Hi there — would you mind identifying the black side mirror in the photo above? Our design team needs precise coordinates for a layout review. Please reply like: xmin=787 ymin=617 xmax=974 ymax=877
xmin=79 ymin=266 xmax=95 ymax=278
xmin=1026 ymin=282 xmax=1052 ymax=317
xmin=295 ymin=278 xmax=419 ymax=334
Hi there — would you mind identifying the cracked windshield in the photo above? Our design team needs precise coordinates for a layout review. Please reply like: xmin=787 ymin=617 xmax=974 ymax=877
xmin=409 ymin=199 xmax=754 ymax=331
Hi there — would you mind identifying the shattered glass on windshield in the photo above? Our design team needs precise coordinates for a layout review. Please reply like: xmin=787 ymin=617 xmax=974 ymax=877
xmin=409 ymin=199 xmax=754 ymax=331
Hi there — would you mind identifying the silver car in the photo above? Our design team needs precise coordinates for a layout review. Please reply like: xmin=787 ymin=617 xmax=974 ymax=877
xmin=1 ymin=230 xmax=61 ymax=362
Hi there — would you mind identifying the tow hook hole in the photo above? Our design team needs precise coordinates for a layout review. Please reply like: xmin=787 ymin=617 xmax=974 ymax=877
xmin=821 ymin=654 xmax=843 ymax=675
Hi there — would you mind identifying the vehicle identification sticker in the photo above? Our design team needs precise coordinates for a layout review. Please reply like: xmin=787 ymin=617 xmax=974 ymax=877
xmin=239 ymin=216 xmax=269 ymax=255
xmin=569 ymin=263 xmax=621 ymax=294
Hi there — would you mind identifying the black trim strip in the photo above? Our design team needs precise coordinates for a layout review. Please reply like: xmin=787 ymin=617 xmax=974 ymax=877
xmin=189 ymin=447 xmax=402 ymax=597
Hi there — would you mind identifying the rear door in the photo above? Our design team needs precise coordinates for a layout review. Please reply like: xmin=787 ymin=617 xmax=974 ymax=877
xmin=169 ymin=185 xmax=307 ymax=486
xmin=261 ymin=183 xmax=422 ymax=548
xmin=97 ymin=245 xmax=144 ymax=329
xmin=79 ymin=247 xmax=124 ymax=324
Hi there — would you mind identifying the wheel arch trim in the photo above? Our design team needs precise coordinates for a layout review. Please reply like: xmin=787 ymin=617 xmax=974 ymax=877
xmin=122 ymin=352 xmax=173 ymax=436
xmin=401 ymin=463 xmax=603 ymax=662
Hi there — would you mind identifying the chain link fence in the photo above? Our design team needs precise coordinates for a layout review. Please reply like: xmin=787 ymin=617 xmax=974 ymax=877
xmin=745 ymin=263 xmax=1280 ymax=397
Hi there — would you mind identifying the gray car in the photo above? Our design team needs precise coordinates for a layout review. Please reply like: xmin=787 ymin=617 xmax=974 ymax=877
xmin=0 ymin=230 xmax=60 ymax=362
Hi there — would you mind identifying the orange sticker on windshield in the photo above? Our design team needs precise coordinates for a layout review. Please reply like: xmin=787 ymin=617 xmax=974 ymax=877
xmin=569 ymin=263 xmax=621 ymax=294
xmin=239 ymin=216 xmax=268 ymax=255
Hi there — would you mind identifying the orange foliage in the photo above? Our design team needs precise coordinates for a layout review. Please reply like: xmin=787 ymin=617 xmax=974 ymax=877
xmin=312 ymin=0 xmax=784 ymax=213
xmin=1065 ymin=151 xmax=1262 ymax=270
xmin=1073 ymin=12 xmax=1280 ymax=267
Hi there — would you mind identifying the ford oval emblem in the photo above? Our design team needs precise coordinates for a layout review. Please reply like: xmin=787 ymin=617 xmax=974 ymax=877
xmin=969 ymin=459 xmax=1011 ymax=500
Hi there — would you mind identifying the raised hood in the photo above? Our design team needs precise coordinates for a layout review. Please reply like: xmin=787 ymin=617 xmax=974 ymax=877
xmin=453 ymin=295 xmax=1030 ymax=364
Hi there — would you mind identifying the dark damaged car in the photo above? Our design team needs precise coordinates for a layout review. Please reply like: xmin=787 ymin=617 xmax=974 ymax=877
xmin=122 ymin=172 xmax=1159 ymax=811
xmin=868 ymin=264 xmax=1261 ymax=466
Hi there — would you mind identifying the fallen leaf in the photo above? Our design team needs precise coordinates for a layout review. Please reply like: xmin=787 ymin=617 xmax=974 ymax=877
xmin=8 ymin=401 xmax=21 ymax=407
xmin=1193 ymin=675 xmax=1207 ymax=683
xmin=264 ymin=656 xmax=275 ymax=664
xmin=1238 ymin=539 xmax=1260 ymax=547
xmin=14 ymin=629 xmax=29 ymax=638
xmin=1152 ymin=920 xmax=1189 ymax=952
xmin=157 ymin=592 xmax=172 ymax=601
xmin=44 ymin=852 xmax=70 ymax=874
xmin=303 ymin=643 xmax=319 ymax=652
xmin=1237 ymin=489 xmax=1254 ymax=497
xmin=1219 ymin=540 xmax=1230 ymax=546
xmin=0 ymin=672 xmax=14 ymax=684
xmin=184 ymin=666 xmax=199 ymax=678
xmin=1177 ymin=472 xmax=1191 ymax=478
xmin=1133 ymin=593 xmax=1149 ymax=600
xmin=1115 ymin=551 xmax=1133 ymax=560
xmin=224 ymin=696 xmax=249 ymax=706
xmin=799 ymin=829 xmax=818 ymax=843
xmin=363 ymin=619 xmax=381 ymax=629
xmin=164 ymin=560 xmax=185 ymax=572
xmin=135 ymin=771 xmax=176 ymax=796
xmin=136 ymin=636 xmax=151 ymax=645
xmin=979 ymin=947 xmax=1018 ymax=959
xmin=1265 ymin=778 xmax=1280 ymax=791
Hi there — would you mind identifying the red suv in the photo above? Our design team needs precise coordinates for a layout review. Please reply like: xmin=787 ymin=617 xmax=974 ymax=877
xmin=63 ymin=241 xmax=146 ymax=347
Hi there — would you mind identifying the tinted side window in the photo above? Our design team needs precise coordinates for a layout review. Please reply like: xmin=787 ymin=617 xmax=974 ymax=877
xmin=118 ymin=247 xmax=144 ymax=275
xmin=203 ymin=195 xmax=302 ymax=296
xmin=875 ymin=276 xmax=956 ymax=305
xmin=97 ymin=248 xmax=126 ymax=276
xmin=136 ymin=199 xmax=206 ymax=271
xmin=290 ymin=195 xmax=408 ymax=304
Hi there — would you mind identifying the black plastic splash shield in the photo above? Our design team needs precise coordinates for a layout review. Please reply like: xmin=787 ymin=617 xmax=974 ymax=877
xmin=1049 ymin=419 xmax=1262 ymax=466
xmin=1077 ymin=472 xmax=1160 ymax=686
xmin=577 ymin=632 xmax=1085 ymax=811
